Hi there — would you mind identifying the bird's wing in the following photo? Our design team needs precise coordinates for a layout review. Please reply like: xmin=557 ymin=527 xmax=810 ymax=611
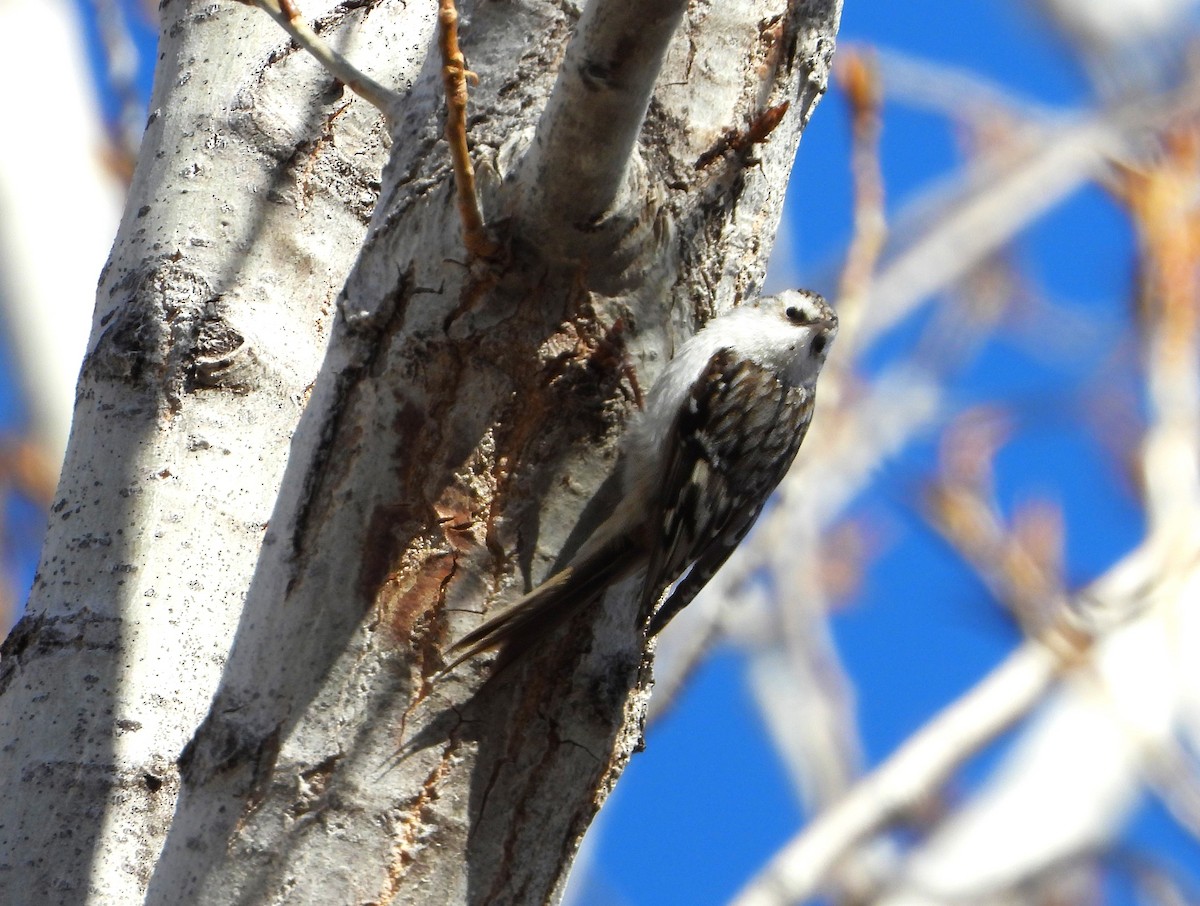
xmin=641 ymin=349 xmax=814 ymax=634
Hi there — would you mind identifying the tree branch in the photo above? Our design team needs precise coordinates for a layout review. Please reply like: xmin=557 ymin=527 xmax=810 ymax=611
xmin=512 ymin=0 xmax=688 ymax=256
xmin=731 ymin=640 xmax=1065 ymax=906
xmin=236 ymin=0 xmax=397 ymax=115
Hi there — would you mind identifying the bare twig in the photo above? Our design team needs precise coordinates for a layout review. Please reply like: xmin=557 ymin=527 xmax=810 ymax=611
xmin=1114 ymin=125 xmax=1200 ymax=530
xmin=835 ymin=49 xmax=887 ymax=353
xmin=924 ymin=410 xmax=1067 ymax=632
xmin=841 ymin=111 xmax=1200 ymax=906
xmin=0 ymin=435 xmax=57 ymax=632
xmin=723 ymin=55 xmax=891 ymax=832
xmin=863 ymin=116 xmax=1128 ymax=346
xmin=0 ymin=437 xmax=58 ymax=506
xmin=872 ymin=45 xmax=1060 ymax=123
xmin=733 ymin=442 xmax=1189 ymax=906
xmin=237 ymin=0 xmax=498 ymax=257
xmin=859 ymin=73 xmax=1200 ymax=348
xmin=694 ymin=102 xmax=790 ymax=170
xmin=235 ymin=0 xmax=395 ymax=115
xmin=1110 ymin=124 xmax=1200 ymax=856
xmin=730 ymin=638 xmax=1067 ymax=906
xmin=437 ymin=0 xmax=496 ymax=259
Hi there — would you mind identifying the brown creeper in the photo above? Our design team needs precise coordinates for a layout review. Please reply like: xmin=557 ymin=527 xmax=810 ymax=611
xmin=447 ymin=289 xmax=837 ymax=670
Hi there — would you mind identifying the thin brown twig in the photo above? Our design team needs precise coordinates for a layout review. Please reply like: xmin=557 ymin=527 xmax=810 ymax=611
xmin=240 ymin=0 xmax=500 ymax=259
xmin=438 ymin=0 xmax=497 ymax=259
xmin=835 ymin=49 xmax=888 ymax=352
xmin=0 ymin=437 xmax=57 ymax=633
xmin=0 ymin=437 xmax=57 ymax=506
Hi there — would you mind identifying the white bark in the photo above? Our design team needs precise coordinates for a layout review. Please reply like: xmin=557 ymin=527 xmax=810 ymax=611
xmin=0 ymin=0 xmax=842 ymax=903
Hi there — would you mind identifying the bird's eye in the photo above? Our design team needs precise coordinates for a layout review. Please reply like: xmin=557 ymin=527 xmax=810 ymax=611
xmin=811 ymin=334 xmax=827 ymax=357
xmin=785 ymin=305 xmax=807 ymax=324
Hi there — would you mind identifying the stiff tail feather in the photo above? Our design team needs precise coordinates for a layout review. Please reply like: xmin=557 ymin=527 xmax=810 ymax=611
xmin=442 ymin=535 xmax=641 ymax=675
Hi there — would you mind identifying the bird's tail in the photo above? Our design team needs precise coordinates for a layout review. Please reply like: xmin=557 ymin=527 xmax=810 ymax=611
xmin=442 ymin=535 xmax=641 ymax=675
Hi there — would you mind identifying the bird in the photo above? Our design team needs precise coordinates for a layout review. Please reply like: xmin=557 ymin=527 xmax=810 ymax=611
xmin=444 ymin=289 xmax=838 ymax=672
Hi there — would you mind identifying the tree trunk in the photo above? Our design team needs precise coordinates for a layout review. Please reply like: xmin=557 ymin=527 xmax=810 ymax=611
xmin=0 ymin=0 xmax=841 ymax=902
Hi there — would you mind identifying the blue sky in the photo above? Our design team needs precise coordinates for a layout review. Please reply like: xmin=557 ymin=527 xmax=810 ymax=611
xmin=8 ymin=1 xmax=1197 ymax=903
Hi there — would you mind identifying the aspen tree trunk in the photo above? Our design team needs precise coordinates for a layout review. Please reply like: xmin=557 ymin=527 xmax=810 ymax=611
xmin=0 ymin=0 xmax=841 ymax=902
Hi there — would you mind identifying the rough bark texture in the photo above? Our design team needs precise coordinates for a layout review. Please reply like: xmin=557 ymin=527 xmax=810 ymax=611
xmin=0 ymin=0 xmax=841 ymax=903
